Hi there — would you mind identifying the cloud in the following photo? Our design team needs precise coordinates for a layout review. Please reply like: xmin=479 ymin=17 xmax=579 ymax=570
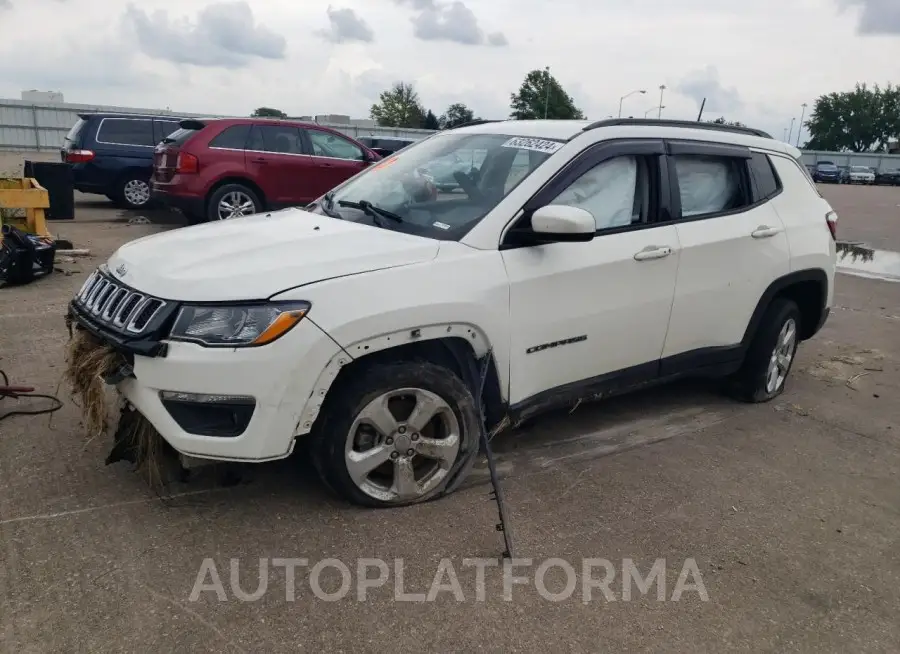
xmin=316 ymin=6 xmax=374 ymax=43
xmin=676 ymin=65 xmax=742 ymax=113
xmin=123 ymin=1 xmax=287 ymax=69
xmin=395 ymin=0 xmax=507 ymax=46
xmin=0 ymin=0 xmax=11 ymax=9
xmin=840 ymin=0 xmax=900 ymax=34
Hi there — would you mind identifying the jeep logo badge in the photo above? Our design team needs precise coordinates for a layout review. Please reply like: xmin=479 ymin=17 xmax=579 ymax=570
xmin=115 ymin=263 xmax=127 ymax=277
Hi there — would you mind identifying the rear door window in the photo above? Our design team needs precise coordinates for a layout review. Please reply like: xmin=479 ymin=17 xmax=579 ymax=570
xmin=672 ymin=154 xmax=751 ymax=218
xmin=209 ymin=124 xmax=252 ymax=150
xmin=96 ymin=118 xmax=155 ymax=147
xmin=253 ymin=125 xmax=304 ymax=155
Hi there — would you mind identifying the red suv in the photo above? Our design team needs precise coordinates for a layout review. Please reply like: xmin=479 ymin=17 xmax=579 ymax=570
xmin=151 ymin=118 xmax=380 ymax=223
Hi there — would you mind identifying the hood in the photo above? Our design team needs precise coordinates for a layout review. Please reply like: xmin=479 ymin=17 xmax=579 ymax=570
xmin=106 ymin=208 xmax=440 ymax=301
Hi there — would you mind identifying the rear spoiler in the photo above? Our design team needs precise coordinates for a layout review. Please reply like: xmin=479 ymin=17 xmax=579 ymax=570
xmin=178 ymin=119 xmax=207 ymax=130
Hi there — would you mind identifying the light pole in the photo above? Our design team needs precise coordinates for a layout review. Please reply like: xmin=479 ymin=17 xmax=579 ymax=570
xmin=787 ymin=117 xmax=796 ymax=144
xmin=796 ymin=102 xmax=808 ymax=147
xmin=783 ymin=128 xmax=788 ymax=142
xmin=618 ymin=89 xmax=647 ymax=118
xmin=658 ymin=85 xmax=667 ymax=118
xmin=645 ymin=106 xmax=664 ymax=117
xmin=543 ymin=66 xmax=551 ymax=119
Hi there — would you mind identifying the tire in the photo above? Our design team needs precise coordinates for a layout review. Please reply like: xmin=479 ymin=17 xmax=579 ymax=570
xmin=728 ymin=298 xmax=801 ymax=403
xmin=311 ymin=360 xmax=481 ymax=508
xmin=206 ymin=184 xmax=261 ymax=222
xmin=114 ymin=175 xmax=152 ymax=210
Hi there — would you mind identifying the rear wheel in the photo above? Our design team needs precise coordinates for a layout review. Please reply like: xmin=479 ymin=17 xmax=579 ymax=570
xmin=311 ymin=361 xmax=481 ymax=508
xmin=206 ymin=184 xmax=261 ymax=221
xmin=115 ymin=175 xmax=152 ymax=210
xmin=728 ymin=298 xmax=801 ymax=403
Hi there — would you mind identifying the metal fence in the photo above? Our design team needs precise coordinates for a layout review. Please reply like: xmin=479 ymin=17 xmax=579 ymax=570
xmin=0 ymin=98 xmax=437 ymax=151
xmin=798 ymin=150 xmax=900 ymax=172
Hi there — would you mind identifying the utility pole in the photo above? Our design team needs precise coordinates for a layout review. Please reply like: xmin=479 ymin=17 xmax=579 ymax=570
xmin=543 ymin=67 xmax=551 ymax=119
xmin=658 ymin=85 xmax=666 ymax=118
xmin=796 ymin=103 xmax=808 ymax=147
xmin=787 ymin=117 xmax=796 ymax=144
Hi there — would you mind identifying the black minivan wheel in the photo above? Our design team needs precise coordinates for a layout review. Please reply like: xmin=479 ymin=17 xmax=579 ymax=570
xmin=115 ymin=174 xmax=152 ymax=210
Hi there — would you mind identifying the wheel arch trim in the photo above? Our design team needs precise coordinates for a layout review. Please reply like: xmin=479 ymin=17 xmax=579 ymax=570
xmin=293 ymin=322 xmax=498 ymax=437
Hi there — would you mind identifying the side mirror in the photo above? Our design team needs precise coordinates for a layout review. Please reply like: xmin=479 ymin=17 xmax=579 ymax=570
xmin=530 ymin=205 xmax=595 ymax=242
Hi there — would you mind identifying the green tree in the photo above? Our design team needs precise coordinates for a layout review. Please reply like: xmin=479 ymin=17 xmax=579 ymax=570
xmin=440 ymin=103 xmax=476 ymax=129
xmin=510 ymin=69 xmax=584 ymax=120
xmin=805 ymin=83 xmax=900 ymax=152
xmin=251 ymin=107 xmax=288 ymax=118
xmin=370 ymin=82 xmax=425 ymax=128
xmin=422 ymin=109 xmax=440 ymax=130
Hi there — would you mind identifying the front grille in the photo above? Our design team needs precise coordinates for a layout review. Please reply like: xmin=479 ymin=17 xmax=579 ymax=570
xmin=74 ymin=269 xmax=167 ymax=336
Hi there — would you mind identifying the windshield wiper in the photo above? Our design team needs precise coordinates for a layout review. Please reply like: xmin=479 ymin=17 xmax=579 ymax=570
xmin=338 ymin=199 xmax=404 ymax=225
xmin=311 ymin=191 xmax=341 ymax=219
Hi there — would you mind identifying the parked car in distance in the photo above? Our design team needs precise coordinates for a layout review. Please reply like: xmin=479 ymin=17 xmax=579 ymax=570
xmin=61 ymin=112 xmax=188 ymax=209
xmin=813 ymin=161 xmax=841 ymax=183
xmin=357 ymin=137 xmax=417 ymax=158
xmin=875 ymin=169 xmax=900 ymax=185
xmin=151 ymin=118 xmax=380 ymax=223
xmin=847 ymin=165 xmax=875 ymax=184
xmin=71 ymin=118 xmax=837 ymax=508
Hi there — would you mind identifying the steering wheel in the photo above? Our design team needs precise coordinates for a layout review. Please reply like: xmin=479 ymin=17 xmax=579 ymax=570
xmin=453 ymin=170 xmax=482 ymax=201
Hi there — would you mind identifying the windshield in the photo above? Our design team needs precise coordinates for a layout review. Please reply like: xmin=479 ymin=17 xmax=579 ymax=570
xmin=818 ymin=163 xmax=837 ymax=170
xmin=312 ymin=132 xmax=562 ymax=240
xmin=851 ymin=166 xmax=869 ymax=172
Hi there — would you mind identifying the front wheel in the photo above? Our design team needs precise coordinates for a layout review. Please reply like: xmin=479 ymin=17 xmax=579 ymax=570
xmin=727 ymin=298 xmax=801 ymax=403
xmin=311 ymin=361 xmax=481 ymax=507
xmin=206 ymin=184 xmax=261 ymax=222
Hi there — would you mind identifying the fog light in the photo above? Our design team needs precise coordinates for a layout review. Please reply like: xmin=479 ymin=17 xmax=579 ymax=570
xmin=159 ymin=391 xmax=256 ymax=437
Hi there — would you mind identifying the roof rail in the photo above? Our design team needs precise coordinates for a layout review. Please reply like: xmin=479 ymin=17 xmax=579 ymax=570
xmin=580 ymin=118 xmax=773 ymax=139
xmin=450 ymin=119 xmax=504 ymax=129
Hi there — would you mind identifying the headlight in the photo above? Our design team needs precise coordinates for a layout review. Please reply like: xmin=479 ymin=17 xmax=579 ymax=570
xmin=169 ymin=301 xmax=311 ymax=347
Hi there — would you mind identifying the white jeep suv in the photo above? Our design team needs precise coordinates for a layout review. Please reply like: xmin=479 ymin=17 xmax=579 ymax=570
xmin=69 ymin=118 xmax=837 ymax=508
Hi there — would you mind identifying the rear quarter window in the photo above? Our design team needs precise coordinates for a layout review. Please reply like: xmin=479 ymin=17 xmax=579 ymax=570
xmin=64 ymin=118 xmax=87 ymax=147
xmin=208 ymin=124 xmax=251 ymax=149
xmin=96 ymin=118 xmax=155 ymax=147
xmin=749 ymin=151 xmax=782 ymax=201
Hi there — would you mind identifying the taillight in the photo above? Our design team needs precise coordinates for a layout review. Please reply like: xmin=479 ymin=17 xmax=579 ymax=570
xmin=65 ymin=149 xmax=95 ymax=163
xmin=825 ymin=210 xmax=838 ymax=240
xmin=176 ymin=152 xmax=199 ymax=174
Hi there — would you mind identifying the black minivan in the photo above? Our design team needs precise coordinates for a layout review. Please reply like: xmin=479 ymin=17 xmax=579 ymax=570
xmin=61 ymin=113 xmax=187 ymax=209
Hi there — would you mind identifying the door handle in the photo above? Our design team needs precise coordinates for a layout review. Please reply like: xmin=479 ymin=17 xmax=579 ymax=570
xmin=751 ymin=225 xmax=782 ymax=238
xmin=251 ymin=158 xmax=268 ymax=164
xmin=633 ymin=245 xmax=673 ymax=261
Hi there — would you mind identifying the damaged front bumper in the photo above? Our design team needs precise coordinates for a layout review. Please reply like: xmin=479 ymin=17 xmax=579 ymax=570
xmin=65 ymin=300 xmax=343 ymax=465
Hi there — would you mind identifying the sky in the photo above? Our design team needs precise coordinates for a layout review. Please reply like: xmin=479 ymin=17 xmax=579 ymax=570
xmin=1 ymin=0 xmax=900 ymax=143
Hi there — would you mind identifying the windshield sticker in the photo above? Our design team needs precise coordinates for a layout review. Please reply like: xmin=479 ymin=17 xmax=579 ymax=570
xmin=501 ymin=137 xmax=564 ymax=154
xmin=433 ymin=221 xmax=451 ymax=230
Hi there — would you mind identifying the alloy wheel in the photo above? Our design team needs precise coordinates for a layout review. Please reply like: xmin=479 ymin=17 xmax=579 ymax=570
xmin=344 ymin=388 xmax=461 ymax=503
xmin=766 ymin=317 xmax=797 ymax=394
xmin=217 ymin=191 xmax=257 ymax=220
